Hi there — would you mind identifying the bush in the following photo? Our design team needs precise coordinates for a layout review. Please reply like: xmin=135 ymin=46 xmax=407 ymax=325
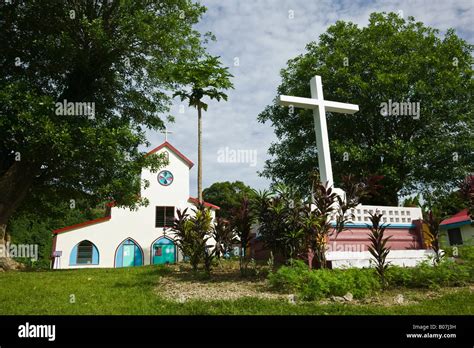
xmin=269 ymin=258 xmax=474 ymax=300
xmin=443 ymin=245 xmax=474 ymax=261
xmin=267 ymin=260 xmax=308 ymax=292
xmin=14 ymin=257 xmax=51 ymax=270
xmin=268 ymin=261 xmax=381 ymax=300
xmin=386 ymin=260 xmax=472 ymax=288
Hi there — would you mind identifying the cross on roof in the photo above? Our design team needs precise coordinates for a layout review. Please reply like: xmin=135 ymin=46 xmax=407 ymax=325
xmin=279 ymin=76 xmax=359 ymax=187
xmin=160 ymin=126 xmax=173 ymax=142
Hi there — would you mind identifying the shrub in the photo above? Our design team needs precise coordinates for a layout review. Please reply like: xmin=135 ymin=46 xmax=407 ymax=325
xmin=444 ymin=245 xmax=474 ymax=262
xmin=269 ymin=259 xmax=474 ymax=301
xmin=15 ymin=257 xmax=51 ymax=270
xmin=386 ymin=260 xmax=472 ymax=288
xmin=267 ymin=260 xmax=308 ymax=292
xmin=268 ymin=261 xmax=381 ymax=300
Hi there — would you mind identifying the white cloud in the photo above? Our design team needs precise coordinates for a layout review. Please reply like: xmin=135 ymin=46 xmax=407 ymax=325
xmin=145 ymin=0 xmax=474 ymax=195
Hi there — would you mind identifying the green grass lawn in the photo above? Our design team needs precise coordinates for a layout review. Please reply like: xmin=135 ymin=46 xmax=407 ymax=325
xmin=0 ymin=265 xmax=472 ymax=315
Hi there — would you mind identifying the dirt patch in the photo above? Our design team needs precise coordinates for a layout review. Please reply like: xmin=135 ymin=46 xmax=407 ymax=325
xmin=156 ymin=263 xmax=286 ymax=302
xmin=158 ymin=276 xmax=286 ymax=302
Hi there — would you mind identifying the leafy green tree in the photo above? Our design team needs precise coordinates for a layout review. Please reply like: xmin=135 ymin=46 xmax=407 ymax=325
xmin=173 ymin=56 xmax=234 ymax=202
xmin=0 ymin=1 xmax=211 ymax=245
xmin=258 ymin=12 xmax=473 ymax=205
xmin=402 ymin=195 xmax=422 ymax=208
xmin=203 ymin=181 xmax=254 ymax=219
xmin=423 ymin=190 xmax=467 ymax=219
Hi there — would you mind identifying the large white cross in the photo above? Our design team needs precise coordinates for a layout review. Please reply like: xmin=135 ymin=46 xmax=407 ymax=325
xmin=279 ymin=76 xmax=359 ymax=188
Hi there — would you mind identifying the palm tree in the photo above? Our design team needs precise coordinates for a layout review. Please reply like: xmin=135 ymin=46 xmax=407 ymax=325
xmin=174 ymin=55 xmax=233 ymax=202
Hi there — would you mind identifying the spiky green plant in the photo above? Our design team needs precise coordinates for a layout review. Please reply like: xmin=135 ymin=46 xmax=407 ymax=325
xmin=423 ymin=209 xmax=443 ymax=265
xmin=230 ymin=196 xmax=254 ymax=275
xmin=172 ymin=203 xmax=214 ymax=274
xmin=367 ymin=213 xmax=391 ymax=288
xmin=212 ymin=217 xmax=237 ymax=260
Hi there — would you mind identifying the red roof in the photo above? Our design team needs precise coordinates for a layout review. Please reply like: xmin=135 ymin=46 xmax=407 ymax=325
xmin=53 ymin=216 xmax=111 ymax=234
xmin=146 ymin=141 xmax=194 ymax=168
xmin=440 ymin=209 xmax=471 ymax=226
xmin=188 ymin=197 xmax=220 ymax=210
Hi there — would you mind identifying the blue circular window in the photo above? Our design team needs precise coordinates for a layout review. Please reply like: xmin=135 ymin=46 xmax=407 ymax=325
xmin=158 ymin=170 xmax=174 ymax=186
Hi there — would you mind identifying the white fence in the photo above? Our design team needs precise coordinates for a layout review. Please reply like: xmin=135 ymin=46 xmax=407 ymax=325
xmin=330 ymin=204 xmax=422 ymax=225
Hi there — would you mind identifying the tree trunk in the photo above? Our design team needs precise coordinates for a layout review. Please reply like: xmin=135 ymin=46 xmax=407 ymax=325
xmin=307 ymin=248 xmax=314 ymax=270
xmin=0 ymin=223 xmax=24 ymax=271
xmin=0 ymin=160 xmax=37 ymax=226
xmin=0 ymin=161 xmax=37 ymax=271
xmin=0 ymin=223 xmax=6 ymax=244
xmin=197 ymin=105 xmax=203 ymax=202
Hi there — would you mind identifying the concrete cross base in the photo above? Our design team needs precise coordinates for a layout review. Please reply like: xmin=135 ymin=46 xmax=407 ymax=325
xmin=326 ymin=249 xmax=436 ymax=269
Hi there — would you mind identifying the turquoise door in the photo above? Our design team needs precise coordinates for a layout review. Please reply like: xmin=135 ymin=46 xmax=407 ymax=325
xmin=123 ymin=244 xmax=135 ymax=267
xmin=153 ymin=239 xmax=175 ymax=264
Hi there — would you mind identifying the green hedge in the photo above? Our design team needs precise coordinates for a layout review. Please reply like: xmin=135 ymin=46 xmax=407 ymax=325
xmin=386 ymin=260 xmax=473 ymax=288
xmin=268 ymin=258 xmax=474 ymax=300
xmin=443 ymin=245 xmax=474 ymax=261
xmin=268 ymin=260 xmax=381 ymax=300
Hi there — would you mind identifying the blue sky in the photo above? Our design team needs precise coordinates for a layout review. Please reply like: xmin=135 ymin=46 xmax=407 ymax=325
xmin=146 ymin=0 xmax=473 ymax=196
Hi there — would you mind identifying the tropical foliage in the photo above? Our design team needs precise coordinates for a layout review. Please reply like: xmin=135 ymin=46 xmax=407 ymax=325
xmin=212 ymin=217 xmax=237 ymax=259
xmin=367 ymin=213 xmax=392 ymax=288
xmin=230 ymin=196 xmax=255 ymax=275
xmin=253 ymin=174 xmax=379 ymax=269
xmin=172 ymin=204 xmax=214 ymax=274
xmin=422 ymin=210 xmax=443 ymax=265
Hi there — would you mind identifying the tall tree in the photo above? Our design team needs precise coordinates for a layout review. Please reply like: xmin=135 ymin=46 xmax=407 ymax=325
xmin=173 ymin=56 xmax=233 ymax=202
xmin=0 ymin=1 xmax=210 ymax=246
xmin=258 ymin=12 xmax=473 ymax=205
xmin=203 ymin=181 xmax=254 ymax=219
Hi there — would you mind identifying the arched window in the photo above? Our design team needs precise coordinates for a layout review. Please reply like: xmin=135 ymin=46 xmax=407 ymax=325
xmin=70 ymin=240 xmax=99 ymax=265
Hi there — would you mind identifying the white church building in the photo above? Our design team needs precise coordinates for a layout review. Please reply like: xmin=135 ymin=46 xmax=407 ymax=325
xmin=51 ymin=141 xmax=219 ymax=269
